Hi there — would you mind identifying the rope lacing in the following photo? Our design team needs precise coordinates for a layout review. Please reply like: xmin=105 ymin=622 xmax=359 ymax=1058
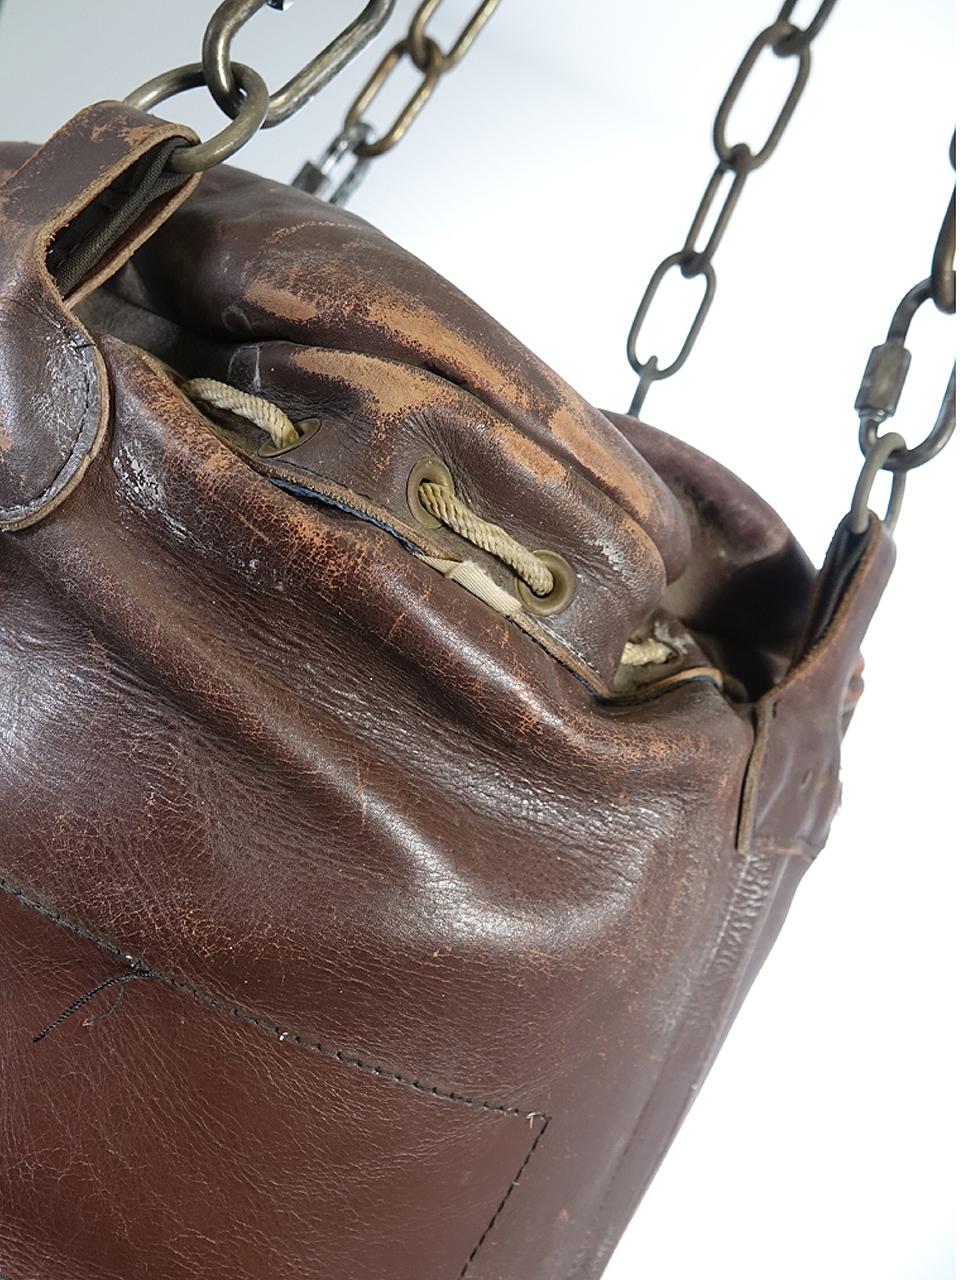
xmin=182 ymin=377 xmax=555 ymax=597
xmin=417 ymin=481 xmax=553 ymax=596
xmin=182 ymin=377 xmax=299 ymax=449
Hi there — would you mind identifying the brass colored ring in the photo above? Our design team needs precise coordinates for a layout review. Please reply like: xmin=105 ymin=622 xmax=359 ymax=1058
xmin=407 ymin=457 xmax=454 ymax=528
xmin=257 ymin=419 xmax=322 ymax=458
xmin=516 ymin=551 xmax=576 ymax=617
xmin=124 ymin=63 xmax=269 ymax=173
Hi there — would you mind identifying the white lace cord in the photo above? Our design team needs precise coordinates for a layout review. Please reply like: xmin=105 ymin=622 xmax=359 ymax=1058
xmin=181 ymin=377 xmax=552 ymax=597
xmin=182 ymin=376 xmax=680 ymax=675
xmin=417 ymin=481 xmax=554 ymax=598
xmin=182 ymin=377 xmax=299 ymax=449
xmin=621 ymin=637 xmax=674 ymax=666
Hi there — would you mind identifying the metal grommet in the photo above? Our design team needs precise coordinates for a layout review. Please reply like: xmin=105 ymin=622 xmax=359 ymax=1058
xmin=516 ymin=550 xmax=576 ymax=617
xmin=407 ymin=457 xmax=454 ymax=528
xmin=256 ymin=418 xmax=322 ymax=458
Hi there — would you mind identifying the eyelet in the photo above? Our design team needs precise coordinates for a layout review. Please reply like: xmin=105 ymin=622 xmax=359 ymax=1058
xmin=406 ymin=457 xmax=454 ymax=528
xmin=256 ymin=418 xmax=322 ymax=458
xmin=516 ymin=550 xmax=576 ymax=616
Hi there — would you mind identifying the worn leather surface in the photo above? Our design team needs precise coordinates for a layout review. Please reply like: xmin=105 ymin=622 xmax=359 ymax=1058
xmin=0 ymin=109 xmax=892 ymax=1280
xmin=0 ymin=105 xmax=197 ymax=532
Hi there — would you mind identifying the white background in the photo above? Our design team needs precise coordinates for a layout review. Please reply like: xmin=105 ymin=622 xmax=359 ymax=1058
xmin=0 ymin=2 xmax=955 ymax=1277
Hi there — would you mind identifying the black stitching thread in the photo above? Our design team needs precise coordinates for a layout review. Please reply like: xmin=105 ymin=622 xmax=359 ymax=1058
xmin=459 ymin=1114 xmax=551 ymax=1278
xmin=0 ymin=872 xmax=548 ymax=1126
xmin=32 ymin=967 xmax=153 ymax=1043
xmin=1 ymin=871 xmax=553 ymax=1271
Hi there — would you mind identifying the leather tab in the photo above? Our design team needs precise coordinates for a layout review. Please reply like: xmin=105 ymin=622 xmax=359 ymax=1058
xmin=0 ymin=102 xmax=199 ymax=531
xmin=738 ymin=515 xmax=895 ymax=858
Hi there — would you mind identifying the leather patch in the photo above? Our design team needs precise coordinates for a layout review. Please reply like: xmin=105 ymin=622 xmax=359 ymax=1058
xmin=0 ymin=885 xmax=547 ymax=1280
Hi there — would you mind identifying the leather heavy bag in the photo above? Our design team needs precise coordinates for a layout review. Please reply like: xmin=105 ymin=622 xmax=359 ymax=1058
xmin=0 ymin=105 xmax=892 ymax=1280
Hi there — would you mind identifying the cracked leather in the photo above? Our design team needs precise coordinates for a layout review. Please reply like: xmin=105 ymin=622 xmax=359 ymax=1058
xmin=0 ymin=106 xmax=893 ymax=1280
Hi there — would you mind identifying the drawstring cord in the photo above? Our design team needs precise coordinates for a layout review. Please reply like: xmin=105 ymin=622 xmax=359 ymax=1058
xmin=182 ymin=377 xmax=554 ymax=597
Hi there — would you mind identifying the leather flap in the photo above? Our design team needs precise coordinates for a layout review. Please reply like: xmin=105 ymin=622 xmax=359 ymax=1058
xmin=738 ymin=515 xmax=896 ymax=858
xmin=0 ymin=101 xmax=199 ymax=531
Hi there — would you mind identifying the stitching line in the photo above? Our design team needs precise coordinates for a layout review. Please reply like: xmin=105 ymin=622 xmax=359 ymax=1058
xmin=0 ymin=872 xmax=548 ymax=1125
xmin=1 ymin=870 xmax=552 ymax=1270
xmin=459 ymin=1115 xmax=551 ymax=1278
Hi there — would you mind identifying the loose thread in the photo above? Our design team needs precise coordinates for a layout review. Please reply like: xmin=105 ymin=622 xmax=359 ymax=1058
xmin=33 ymin=968 xmax=153 ymax=1044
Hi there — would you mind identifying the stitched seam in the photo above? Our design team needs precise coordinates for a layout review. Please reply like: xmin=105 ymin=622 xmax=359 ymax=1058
xmin=0 ymin=871 xmax=549 ymax=1123
xmin=459 ymin=1115 xmax=550 ymax=1278
xmin=2 ymin=870 xmax=552 ymax=1274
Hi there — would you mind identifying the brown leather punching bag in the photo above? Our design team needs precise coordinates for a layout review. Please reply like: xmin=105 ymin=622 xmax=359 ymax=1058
xmin=0 ymin=5 xmax=951 ymax=1276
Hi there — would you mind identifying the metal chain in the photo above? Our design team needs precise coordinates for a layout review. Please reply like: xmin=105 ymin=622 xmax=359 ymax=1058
xmin=625 ymin=1 xmax=838 ymax=417
xmin=848 ymin=132 xmax=955 ymax=530
xmin=125 ymin=1 xmax=395 ymax=174
xmin=292 ymin=0 xmax=502 ymax=204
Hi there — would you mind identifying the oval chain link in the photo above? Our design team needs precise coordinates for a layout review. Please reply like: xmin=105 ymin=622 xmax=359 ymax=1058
xmin=202 ymin=0 xmax=395 ymax=128
xmin=294 ymin=0 xmax=502 ymax=201
xmin=626 ymin=5 xmax=837 ymax=416
xmin=346 ymin=36 xmax=445 ymax=158
xmin=852 ymin=131 xmax=956 ymax=495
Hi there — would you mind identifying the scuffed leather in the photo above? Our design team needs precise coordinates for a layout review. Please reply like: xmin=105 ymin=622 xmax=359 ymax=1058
xmin=0 ymin=105 xmax=198 ymax=531
xmin=0 ymin=109 xmax=891 ymax=1280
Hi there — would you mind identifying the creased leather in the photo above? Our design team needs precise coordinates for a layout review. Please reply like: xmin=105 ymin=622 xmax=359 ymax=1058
xmin=0 ymin=105 xmax=198 ymax=532
xmin=0 ymin=110 xmax=892 ymax=1280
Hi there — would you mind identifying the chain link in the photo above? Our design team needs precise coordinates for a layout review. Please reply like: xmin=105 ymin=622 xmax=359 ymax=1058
xmin=345 ymin=35 xmax=446 ymax=158
xmin=626 ymin=5 xmax=837 ymax=416
xmin=202 ymin=0 xmax=394 ymax=128
xmin=930 ymin=131 xmax=956 ymax=314
xmin=852 ymin=134 xmax=956 ymax=487
xmin=408 ymin=0 xmax=500 ymax=71
xmin=125 ymin=1 xmax=393 ymax=173
xmin=293 ymin=0 xmax=502 ymax=203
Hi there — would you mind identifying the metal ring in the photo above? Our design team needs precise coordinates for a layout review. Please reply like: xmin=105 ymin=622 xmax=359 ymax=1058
xmin=858 ymin=279 xmax=957 ymax=471
xmin=516 ymin=551 xmax=576 ymax=617
xmin=203 ymin=0 xmax=394 ymax=128
xmin=346 ymin=37 xmax=445 ymax=160
xmin=257 ymin=418 xmax=322 ymax=458
xmin=849 ymin=432 xmax=908 ymax=535
xmin=626 ymin=252 xmax=717 ymax=381
xmin=713 ymin=21 xmax=811 ymax=172
xmin=124 ymin=63 xmax=269 ymax=173
xmin=407 ymin=457 xmax=454 ymax=529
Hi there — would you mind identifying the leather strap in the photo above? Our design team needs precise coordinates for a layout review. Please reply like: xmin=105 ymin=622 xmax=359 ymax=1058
xmin=0 ymin=102 xmax=199 ymax=532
